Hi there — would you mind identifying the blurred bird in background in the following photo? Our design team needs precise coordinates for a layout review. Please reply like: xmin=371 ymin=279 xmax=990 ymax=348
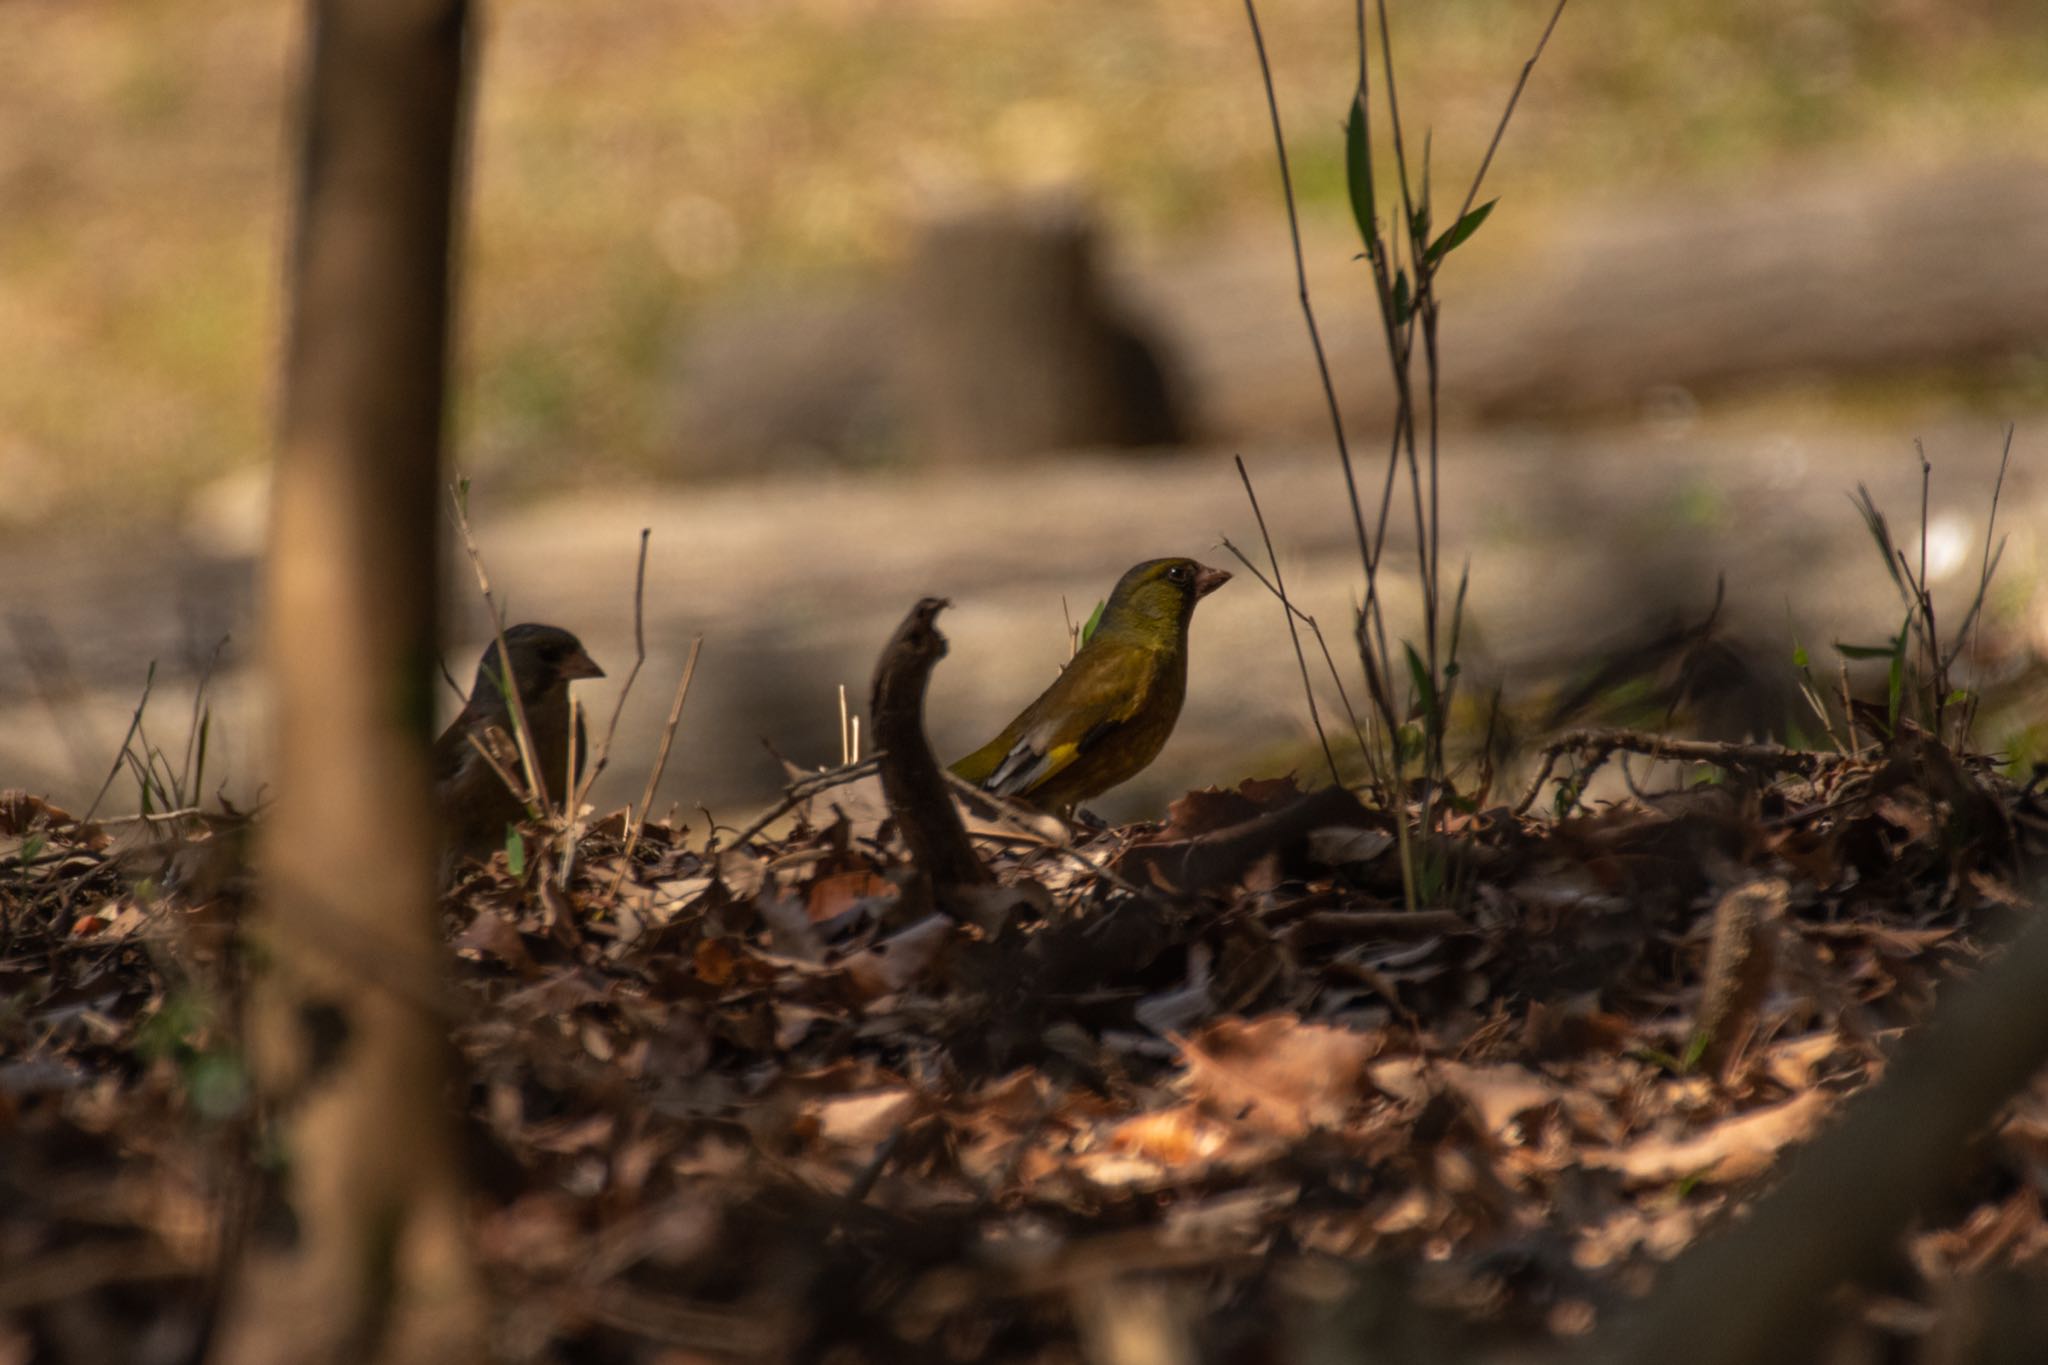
xmin=435 ymin=623 xmax=604 ymax=882
xmin=953 ymin=556 xmax=1229 ymax=814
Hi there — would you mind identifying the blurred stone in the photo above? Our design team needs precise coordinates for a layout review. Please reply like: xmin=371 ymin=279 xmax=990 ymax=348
xmin=897 ymin=194 xmax=1190 ymax=463
xmin=664 ymin=193 xmax=1191 ymax=475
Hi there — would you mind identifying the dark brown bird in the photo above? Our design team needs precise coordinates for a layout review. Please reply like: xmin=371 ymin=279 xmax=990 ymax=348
xmin=434 ymin=623 xmax=604 ymax=882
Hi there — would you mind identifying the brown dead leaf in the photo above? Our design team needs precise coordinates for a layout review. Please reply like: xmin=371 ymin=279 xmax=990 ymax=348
xmin=807 ymin=1088 xmax=919 ymax=1152
xmin=1583 ymin=1089 xmax=1832 ymax=1187
xmin=1306 ymin=826 xmax=1395 ymax=867
xmin=805 ymin=868 xmax=892 ymax=923
xmin=477 ymin=1191 xmax=587 ymax=1274
xmin=1368 ymin=1057 xmax=1564 ymax=1137
xmin=0 ymin=790 xmax=107 ymax=850
xmin=1107 ymin=1105 xmax=1233 ymax=1168
xmin=1438 ymin=1061 xmax=1564 ymax=1137
xmin=693 ymin=938 xmax=737 ymax=988
xmin=499 ymin=968 xmax=610 ymax=1017
xmin=1161 ymin=1184 xmax=1300 ymax=1247
xmin=841 ymin=914 xmax=955 ymax=1000
xmin=1760 ymin=1031 xmax=1848 ymax=1091
xmin=1155 ymin=779 xmax=1299 ymax=841
xmin=1177 ymin=1014 xmax=1380 ymax=1136
xmin=454 ymin=909 xmax=537 ymax=975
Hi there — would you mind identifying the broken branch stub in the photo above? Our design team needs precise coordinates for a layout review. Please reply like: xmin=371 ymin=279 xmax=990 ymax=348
xmin=869 ymin=598 xmax=994 ymax=913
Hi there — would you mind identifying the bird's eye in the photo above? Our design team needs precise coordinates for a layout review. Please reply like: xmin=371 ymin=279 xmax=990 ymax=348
xmin=1168 ymin=565 xmax=1191 ymax=585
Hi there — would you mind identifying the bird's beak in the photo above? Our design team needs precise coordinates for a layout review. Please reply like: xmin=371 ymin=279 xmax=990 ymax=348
xmin=1192 ymin=564 xmax=1232 ymax=599
xmin=560 ymin=646 xmax=606 ymax=681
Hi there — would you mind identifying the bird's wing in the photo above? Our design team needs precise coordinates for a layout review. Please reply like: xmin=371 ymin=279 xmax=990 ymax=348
xmin=982 ymin=643 xmax=1160 ymax=797
xmin=431 ymin=712 xmax=481 ymax=785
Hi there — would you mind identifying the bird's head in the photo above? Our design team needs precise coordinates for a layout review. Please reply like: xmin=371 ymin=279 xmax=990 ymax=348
xmin=473 ymin=623 xmax=605 ymax=704
xmin=1097 ymin=557 xmax=1231 ymax=643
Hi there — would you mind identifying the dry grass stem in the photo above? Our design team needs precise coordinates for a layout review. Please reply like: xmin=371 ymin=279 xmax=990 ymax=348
xmin=448 ymin=483 xmax=551 ymax=819
xmin=574 ymin=527 xmax=653 ymax=810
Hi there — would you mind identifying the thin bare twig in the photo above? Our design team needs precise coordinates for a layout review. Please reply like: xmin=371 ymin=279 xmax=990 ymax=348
xmin=1515 ymin=728 xmax=1841 ymax=817
xmin=1452 ymin=0 xmax=1569 ymax=232
xmin=1233 ymin=455 xmax=1340 ymax=785
xmin=940 ymin=769 xmax=1175 ymax=914
xmin=724 ymin=757 xmax=882 ymax=854
xmin=1219 ymin=537 xmax=1374 ymax=778
xmin=448 ymin=484 xmax=550 ymax=818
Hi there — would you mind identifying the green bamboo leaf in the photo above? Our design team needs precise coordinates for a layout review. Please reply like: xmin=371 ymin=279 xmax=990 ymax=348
xmin=1679 ymin=1028 xmax=1711 ymax=1072
xmin=1344 ymin=91 xmax=1378 ymax=260
xmin=1391 ymin=270 xmax=1412 ymax=325
xmin=1403 ymin=642 xmax=1438 ymax=728
xmin=1423 ymin=198 xmax=1496 ymax=266
xmin=1080 ymin=598 xmax=1107 ymax=648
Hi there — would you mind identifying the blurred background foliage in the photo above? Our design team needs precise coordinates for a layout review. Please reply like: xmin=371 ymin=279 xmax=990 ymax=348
xmin=6 ymin=0 xmax=2048 ymax=526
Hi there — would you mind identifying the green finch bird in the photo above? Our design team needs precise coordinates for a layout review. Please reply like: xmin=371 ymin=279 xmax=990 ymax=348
xmin=952 ymin=557 xmax=1230 ymax=813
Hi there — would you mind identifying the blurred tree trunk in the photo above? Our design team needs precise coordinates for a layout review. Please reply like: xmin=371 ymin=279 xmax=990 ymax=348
xmin=212 ymin=3 xmax=481 ymax=1363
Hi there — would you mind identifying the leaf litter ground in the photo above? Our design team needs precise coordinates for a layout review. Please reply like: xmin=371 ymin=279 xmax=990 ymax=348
xmin=5 ymin=739 xmax=2048 ymax=1363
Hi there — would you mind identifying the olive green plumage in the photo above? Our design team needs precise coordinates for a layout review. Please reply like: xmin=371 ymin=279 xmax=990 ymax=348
xmin=951 ymin=557 xmax=1230 ymax=813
